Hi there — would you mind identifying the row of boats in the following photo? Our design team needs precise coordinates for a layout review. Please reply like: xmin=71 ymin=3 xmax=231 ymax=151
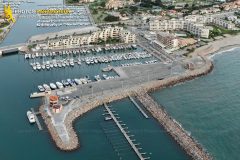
xmin=38 ymin=78 xmax=91 ymax=92
xmin=29 ymin=51 xmax=152 ymax=71
xmin=36 ymin=22 xmax=91 ymax=27
xmin=37 ymin=74 xmax=118 ymax=92
xmin=84 ymin=51 xmax=152 ymax=64
xmin=30 ymin=58 xmax=79 ymax=70
xmin=121 ymin=60 xmax=158 ymax=67
xmin=24 ymin=44 xmax=137 ymax=59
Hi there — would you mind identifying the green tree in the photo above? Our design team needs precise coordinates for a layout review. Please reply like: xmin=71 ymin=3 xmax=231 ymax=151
xmin=104 ymin=15 xmax=119 ymax=22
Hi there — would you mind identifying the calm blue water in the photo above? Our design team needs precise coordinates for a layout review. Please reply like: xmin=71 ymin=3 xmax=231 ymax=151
xmin=152 ymin=48 xmax=240 ymax=160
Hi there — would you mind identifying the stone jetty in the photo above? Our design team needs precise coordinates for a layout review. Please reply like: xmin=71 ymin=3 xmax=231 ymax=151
xmin=40 ymin=56 xmax=213 ymax=160
xmin=137 ymin=93 xmax=212 ymax=160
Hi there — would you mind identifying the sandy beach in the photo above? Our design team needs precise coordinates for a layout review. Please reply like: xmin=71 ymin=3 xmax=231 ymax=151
xmin=191 ymin=34 xmax=240 ymax=57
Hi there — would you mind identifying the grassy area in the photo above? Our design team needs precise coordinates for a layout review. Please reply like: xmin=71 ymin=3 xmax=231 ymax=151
xmin=0 ymin=29 xmax=3 ymax=34
xmin=89 ymin=0 xmax=108 ymax=23
xmin=91 ymin=10 xmax=108 ymax=23
xmin=209 ymin=26 xmax=240 ymax=39
xmin=235 ymin=13 xmax=240 ymax=19
xmin=65 ymin=0 xmax=79 ymax=4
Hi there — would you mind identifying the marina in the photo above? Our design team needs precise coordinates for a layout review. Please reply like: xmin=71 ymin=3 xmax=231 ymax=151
xmin=23 ymin=44 xmax=156 ymax=72
xmin=1 ymin=0 xmax=240 ymax=159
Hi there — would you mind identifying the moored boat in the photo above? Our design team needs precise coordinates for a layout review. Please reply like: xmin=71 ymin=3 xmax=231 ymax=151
xmin=38 ymin=85 xmax=45 ymax=92
xmin=56 ymin=82 xmax=64 ymax=89
xmin=50 ymin=83 xmax=57 ymax=90
xmin=27 ymin=111 xmax=36 ymax=123
xmin=43 ymin=84 xmax=51 ymax=91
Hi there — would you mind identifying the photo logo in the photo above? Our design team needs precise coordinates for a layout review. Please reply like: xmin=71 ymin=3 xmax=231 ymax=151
xmin=3 ymin=4 xmax=15 ymax=23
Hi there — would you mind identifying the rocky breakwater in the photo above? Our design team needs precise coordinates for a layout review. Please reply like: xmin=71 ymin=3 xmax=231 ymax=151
xmin=137 ymin=93 xmax=212 ymax=160
xmin=40 ymin=56 xmax=214 ymax=152
xmin=139 ymin=56 xmax=213 ymax=92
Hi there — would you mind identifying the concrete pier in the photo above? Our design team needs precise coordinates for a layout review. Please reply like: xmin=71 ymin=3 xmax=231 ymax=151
xmin=104 ymin=103 xmax=148 ymax=160
xmin=136 ymin=93 xmax=212 ymax=160
xmin=0 ymin=43 xmax=26 ymax=55
xmin=31 ymin=108 xmax=43 ymax=131
xmin=129 ymin=96 xmax=149 ymax=119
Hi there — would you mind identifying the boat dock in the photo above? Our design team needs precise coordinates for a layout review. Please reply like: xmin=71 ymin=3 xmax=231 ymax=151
xmin=30 ymin=108 xmax=43 ymax=131
xmin=104 ymin=103 xmax=149 ymax=160
xmin=30 ymin=91 xmax=51 ymax=98
xmin=0 ymin=43 xmax=26 ymax=56
xmin=129 ymin=96 xmax=149 ymax=119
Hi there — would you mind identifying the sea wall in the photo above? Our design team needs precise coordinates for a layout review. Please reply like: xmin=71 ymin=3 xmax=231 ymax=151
xmin=137 ymin=93 xmax=212 ymax=160
xmin=40 ymin=56 xmax=213 ymax=153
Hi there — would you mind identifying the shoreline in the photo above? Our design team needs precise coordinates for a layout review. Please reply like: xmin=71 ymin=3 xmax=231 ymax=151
xmin=0 ymin=15 xmax=19 ymax=44
xmin=191 ymin=34 xmax=240 ymax=57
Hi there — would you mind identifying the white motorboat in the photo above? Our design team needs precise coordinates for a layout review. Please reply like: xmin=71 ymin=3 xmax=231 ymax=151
xmin=36 ymin=63 xmax=41 ymax=70
xmin=50 ymin=83 xmax=57 ymax=90
xmin=27 ymin=111 xmax=36 ymax=123
xmin=41 ymin=64 xmax=46 ymax=70
xmin=43 ymin=84 xmax=51 ymax=91
xmin=56 ymin=82 xmax=64 ymax=89
xmin=102 ymin=74 xmax=108 ymax=80
xmin=33 ymin=65 xmax=37 ymax=70
xmin=38 ymin=85 xmax=45 ymax=92
xmin=74 ymin=78 xmax=82 ymax=85
xmin=70 ymin=59 xmax=74 ymax=66
xmin=94 ymin=75 xmax=101 ymax=81
xmin=105 ymin=117 xmax=112 ymax=121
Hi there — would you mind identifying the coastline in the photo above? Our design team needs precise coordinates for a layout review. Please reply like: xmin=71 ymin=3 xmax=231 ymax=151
xmin=0 ymin=15 xmax=18 ymax=44
xmin=191 ymin=34 xmax=240 ymax=57
xmin=0 ymin=23 xmax=13 ymax=44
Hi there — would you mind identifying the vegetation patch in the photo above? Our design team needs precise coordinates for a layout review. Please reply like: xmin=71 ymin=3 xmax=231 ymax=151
xmin=209 ymin=25 xmax=240 ymax=39
xmin=0 ymin=21 xmax=10 ymax=28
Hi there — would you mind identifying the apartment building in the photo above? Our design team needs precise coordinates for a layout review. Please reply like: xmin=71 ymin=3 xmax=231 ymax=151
xmin=47 ymin=26 xmax=136 ymax=49
xmin=184 ymin=22 xmax=210 ymax=38
xmin=149 ymin=18 xmax=209 ymax=38
xmin=149 ymin=18 xmax=185 ymax=31
xmin=157 ymin=32 xmax=179 ymax=48
xmin=185 ymin=15 xmax=235 ymax=29
xmin=207 ymin=17 xmax=235 ymax=29
xmin=120 ymin=30 xmax=136 ymax=44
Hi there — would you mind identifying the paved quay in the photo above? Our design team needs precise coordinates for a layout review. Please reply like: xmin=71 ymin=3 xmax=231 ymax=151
xmin=40 ymin=55 xmax=213 ymax=158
